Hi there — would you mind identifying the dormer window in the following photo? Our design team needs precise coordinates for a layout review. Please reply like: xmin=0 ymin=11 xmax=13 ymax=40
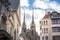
xmin=51 ymin=11 xmax=60 ymax=19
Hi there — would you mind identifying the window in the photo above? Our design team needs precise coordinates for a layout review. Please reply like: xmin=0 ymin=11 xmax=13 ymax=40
xmin=43 ymin=20 xmax=48 ymax=25
xmin=42 ymin=36 xmax=44 ymax=40
xmin=53 ymin=36 xmax=60 ymax=40
xmin=52 ymin=19 xmax=57 ymax=24
xmin=51 ymin=13 xmax=60 ymax=18
xmin=44 ymin=21 xmax=45 ymax=25
xmin=52 ymin=19 xmax=60 ymax=24
xmin=42 ymin=22 xmax=43 ymax=25
xmin=40 ymin=26 xmax=42 ymax=29
xmin=46 ymin=20 xmax=48 ymax=25
xmin=45 ymin=36 xmax=48 ymax=40
xmin=52 ymin=27 xmax=60 ymax=32
xmin=44 ymin=28 xmax=48 ymax=33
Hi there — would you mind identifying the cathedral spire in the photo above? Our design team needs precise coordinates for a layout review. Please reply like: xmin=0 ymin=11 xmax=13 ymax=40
xmin=31 ymin=10 xmax=35 ymax=29
xmin=23 ymin=11 xmax=26 ymax=26
xmin=32 ymin=10 xmax=34 ymax=23
xmin=24 ymin=11 xmax=25 ymax=22
xmin=22 ymin=12 xmax=26 ymax=33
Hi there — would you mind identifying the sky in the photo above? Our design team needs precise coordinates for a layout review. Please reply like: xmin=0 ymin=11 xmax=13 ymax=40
xmin=20 ymin=0 xmax=60 ymax=35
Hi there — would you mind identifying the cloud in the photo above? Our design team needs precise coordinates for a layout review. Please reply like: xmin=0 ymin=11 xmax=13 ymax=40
xmin=33 ymin=0 xmax=50 ymax=9
xmin=49 ymin=1 xmax=60 ymax=12
xmin=20 ymin=0 xmax=29 ymax=6
xmin=33 ymin=0 xmax=60 ymax=12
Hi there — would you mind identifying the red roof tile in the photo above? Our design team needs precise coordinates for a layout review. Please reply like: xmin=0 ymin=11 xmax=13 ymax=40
xmin=42 ymin=12 xmax=51 ymax=20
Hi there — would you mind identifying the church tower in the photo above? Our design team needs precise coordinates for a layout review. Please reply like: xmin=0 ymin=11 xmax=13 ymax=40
xmin=21 ymin=12 xmax=26 ymax=33
xmin=30 ymin=11 xmax=37 ymax=40
xmin=30 ymin=11 xmax=36 ymax=31
xmin=20 ymin=11 xmax=38 ymax=40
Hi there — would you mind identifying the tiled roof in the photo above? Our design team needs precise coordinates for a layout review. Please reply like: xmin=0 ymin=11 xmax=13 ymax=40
xmin=42 ymin=12 xmax=51 ymax=20
xmin=41 ymin=11 xmax=60 ymax=20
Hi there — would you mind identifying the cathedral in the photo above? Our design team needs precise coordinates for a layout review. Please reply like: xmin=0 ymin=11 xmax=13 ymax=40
xmin=20 ymin=11 xmax=38 ymax=40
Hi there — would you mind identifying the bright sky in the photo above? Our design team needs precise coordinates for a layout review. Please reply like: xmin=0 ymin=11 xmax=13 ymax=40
xmin=20 ymin=0 xmax=60 ymax=35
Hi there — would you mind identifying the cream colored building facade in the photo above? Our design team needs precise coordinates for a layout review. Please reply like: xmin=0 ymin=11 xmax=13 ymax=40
xmin=40 ymin=11 xmax=60 ymax=40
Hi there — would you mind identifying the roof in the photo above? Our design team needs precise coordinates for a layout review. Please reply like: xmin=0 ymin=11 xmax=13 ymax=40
xmin=42 ymin=12 xmax=51 ymax=20
xmin=9 ymin=0 xmax=20 ymax=10
xmin=41 ymin=11 xmax=60 ymax=20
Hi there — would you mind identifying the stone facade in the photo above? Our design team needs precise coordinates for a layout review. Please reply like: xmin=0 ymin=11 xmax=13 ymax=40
xmin=0 ymin=0 xmax=12 ymax=40
xmin=0 ymin=0 xmax=20 ymax=40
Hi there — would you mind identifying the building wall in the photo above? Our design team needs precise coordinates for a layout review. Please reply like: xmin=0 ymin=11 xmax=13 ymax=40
xmin=40 ymin=11 xmax=60 ymax=40
xmin=6 ymin=5 xmax=20 ymax=40
xmin=40 ymin=18 xmax=52 ymax=40
xmin=0 ymin=0 xmax=20 ymax=40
